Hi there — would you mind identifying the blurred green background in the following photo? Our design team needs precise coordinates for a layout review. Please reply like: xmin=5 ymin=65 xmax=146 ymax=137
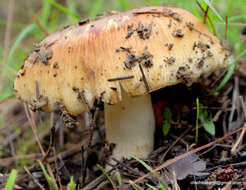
xmin=0 ymin=0 xmax=246 ymax=101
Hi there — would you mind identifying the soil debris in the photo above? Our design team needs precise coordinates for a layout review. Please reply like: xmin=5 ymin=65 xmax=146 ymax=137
xmin=165 ymin=43 xmax=174 ymax=50
xmin=125 ymin=24 xmax=135 ymax=39
xmin=176 ymin=66 xmax=193 ymax=85
xmin=172 ymin=29 xmax=184 ymax=38
xmin=164 ymin=57 xmax=176 ymax=65
xmin=78 ymin=18 xmax=90 ymax=26
xmin=136 ymin=22 xmax=153 ymax=40
xmin=122 ymin=47 xmax=153 ymax=69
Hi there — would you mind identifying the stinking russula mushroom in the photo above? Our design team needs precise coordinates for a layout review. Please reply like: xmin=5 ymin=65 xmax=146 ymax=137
xmin=14 ymin=6 xmax=230 ymax=162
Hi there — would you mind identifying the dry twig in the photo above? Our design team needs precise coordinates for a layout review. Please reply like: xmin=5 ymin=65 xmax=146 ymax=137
xmin=132 ymin=124 xmax=246 ymax=184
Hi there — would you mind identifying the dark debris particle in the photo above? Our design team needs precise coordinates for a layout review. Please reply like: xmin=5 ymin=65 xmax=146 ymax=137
xmin=242 ymin=27 xmax=246 ymax=35
xmin=164 ymin=57 xmax=176 ymax=65
xmin=133 ymin=9 xmax=182 ymax=22
xmin=19 ymin=69 xmax=25 ymax=76
xmin=162 ymin=8 xmax=182 ymax=22
xmin=139 ymin=63 xmax=150 ymax=92
xmin=124 ymin=54 xmax=137 ymax=69
xmin=95 ymin=13 xmax=104 ymax=19
xmin=116 ymin=46 xmax=132 ymax=53
xmin=54 ymin=103 xmax=78 ymax=128
xmin=108 ymin=75 xmax=134 ymax=82
xmin=196 ymin=58 xmax=205 ymax=69
xmin=68 ymin=47 xmax=72 ymax=54
xmin=125 ymin=25 xmax=135 ymax=39
xmin=193 ymin=42 xmax=197 ymax=50
xmin=136 ymin=22 xmax=153 ymax=40
xmin=168 ymin=19 xmax=172 ymax=28
xmin=188 ymin=58 xmax=193 ymax=63
xmin=78 ymin=18 xmax=89 ymax=25
xmin=33 ymin=43 xmax=41 ymax=52
xmin=165 ymin=43 xmax=174 ymax=50
xmin=123 ymin=47 xmax=153 ymax=69
xmin=142 ymin=59 xmax=153 ymax=67
xmin=197 ymin=41 xmax=210 ymax=52
xmin=172 ymin=13 xmax=182 ymax=22
xmin=172 ymin=29 xmax=184 ymax=38
xmin=110 ymin=87 xmax=117 ymax=91
xmin=53 ymin=62 xmax=59 ymax=69
xmin=53 ymin=73 xmax=57 ymax=77
xmin=38 ymin=47 xmax=52 ymax=65
xmin=186 ymin=22 xmax=194 ymax=31
xmin=31 ymin=96 xmax=48 ymax=112
xmin=29 ymin=52 xmax=39 ymax=64
xmin=207 ymin=51 xmax=213 ymax=57
xmin=176 ymin=66 xmax=193 ymax=85
xmin=64 ymin=25 xmax=70 ymax=29
xmin=140 ymin=48 xmax=153 ymax=68
xmin=72 ymin=87 xmax=79 ymax=92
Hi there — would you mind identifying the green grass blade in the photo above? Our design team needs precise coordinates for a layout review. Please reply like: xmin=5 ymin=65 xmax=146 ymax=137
xmin=38 ymin=160 xmax=58 ymax=190
xmin=131 ymin=155 xmax=152 ymax=171
xmin=147 ymin=184 xmax=157 ymax=190
xmin=89 ymin=0 xmax=103 ymax=19
xmin=46 ymin=0 xmax=80 ymax=21
xmin=67 ymin=176 xmax=75 ymax=190
xmin=131 ymin=155 xmax=170 ymax=188
xmin=7 ymin=24 xmax=36 ymax=66
xmin=210 ymin=49 xmax=246 ymax=94
xmin=162 ymin=107 xmax=172 ymax=135
xmin=129 ymin=181 xmax=143 ymax=190
xmin=195 ymin=97 xmax=199 ymax=144
xmin=200 ymin=0 xmax=223 ymax=21
xmin=118 ymin=0 xmax=132 ymax=10
xmin=145 ymin=0 xmax=164 ymax=6
xmin=4 ymin=169 xmax=17 ymax=190
xmin=160 ymin=185 xmax=168 ymax=190
xmin=115 ymin=170 xmax=122 ymax=190
xmin=97 ymin=164 xmax=117 ymax=190
xmin=40 ymin=0 xmax=52 ymax=26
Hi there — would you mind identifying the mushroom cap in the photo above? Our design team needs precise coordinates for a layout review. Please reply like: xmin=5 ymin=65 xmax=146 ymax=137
xmin=14 ymin=6 xmax=229 ymax=115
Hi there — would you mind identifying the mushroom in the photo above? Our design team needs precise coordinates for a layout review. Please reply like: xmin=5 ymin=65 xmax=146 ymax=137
xmin=14 ymin=6 xmax=229 ymax=162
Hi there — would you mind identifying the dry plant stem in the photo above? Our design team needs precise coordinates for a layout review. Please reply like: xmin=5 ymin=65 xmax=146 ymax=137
xmin=104 ymin=92 xmax=155 ymax=161
xmin=0 ymin=153 xmax=42 ymax=166
xmin=24 ymin=104 xmax=55 ymax=181
xmin=203 ymin=6 xmax=209 ymax=24
xmin=48 ymin=136 xmax=90 ymax=162
xmin=53 ymin=147 xmax=62 ymax=189
xmin=217 ymin=22 xmax=246 ymax=26
xmin=133 ymin=124 xmax=246 ymax=184
xmin=1 ymin=0 xmax=15 ymax=86
xmin=228 ymin=77 xmax=239 ymax=132
xmin=24 ymin=104 xmax=45 ymax=155
xmin=160 ymin=126 xmax=192 ymax=162
xmin=24 ymin=166 xmax=45 ymax=190
xmin=82 ymin=168 xmax=116 ymax=190
xmin=231 ymin=96 xmax=246 ymax=154
xmin=32 ymin=16 xmax=50 ymax=36
xmin=3 ymin=0 xmax=15 ymax=60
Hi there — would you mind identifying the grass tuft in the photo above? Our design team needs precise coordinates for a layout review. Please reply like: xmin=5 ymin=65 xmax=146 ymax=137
xmin=39 ymin=160 xmax=58 ymax=190
xmin=4 ymin=169 xmax=17 ymax=190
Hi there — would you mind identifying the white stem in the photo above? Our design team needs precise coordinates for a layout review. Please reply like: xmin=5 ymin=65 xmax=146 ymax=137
xmin=104 ymin=92 xmax=155 ymax=161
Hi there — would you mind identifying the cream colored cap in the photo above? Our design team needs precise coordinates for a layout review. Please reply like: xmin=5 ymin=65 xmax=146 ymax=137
xmin=14 ymin=6 xmax=229 ymax=115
